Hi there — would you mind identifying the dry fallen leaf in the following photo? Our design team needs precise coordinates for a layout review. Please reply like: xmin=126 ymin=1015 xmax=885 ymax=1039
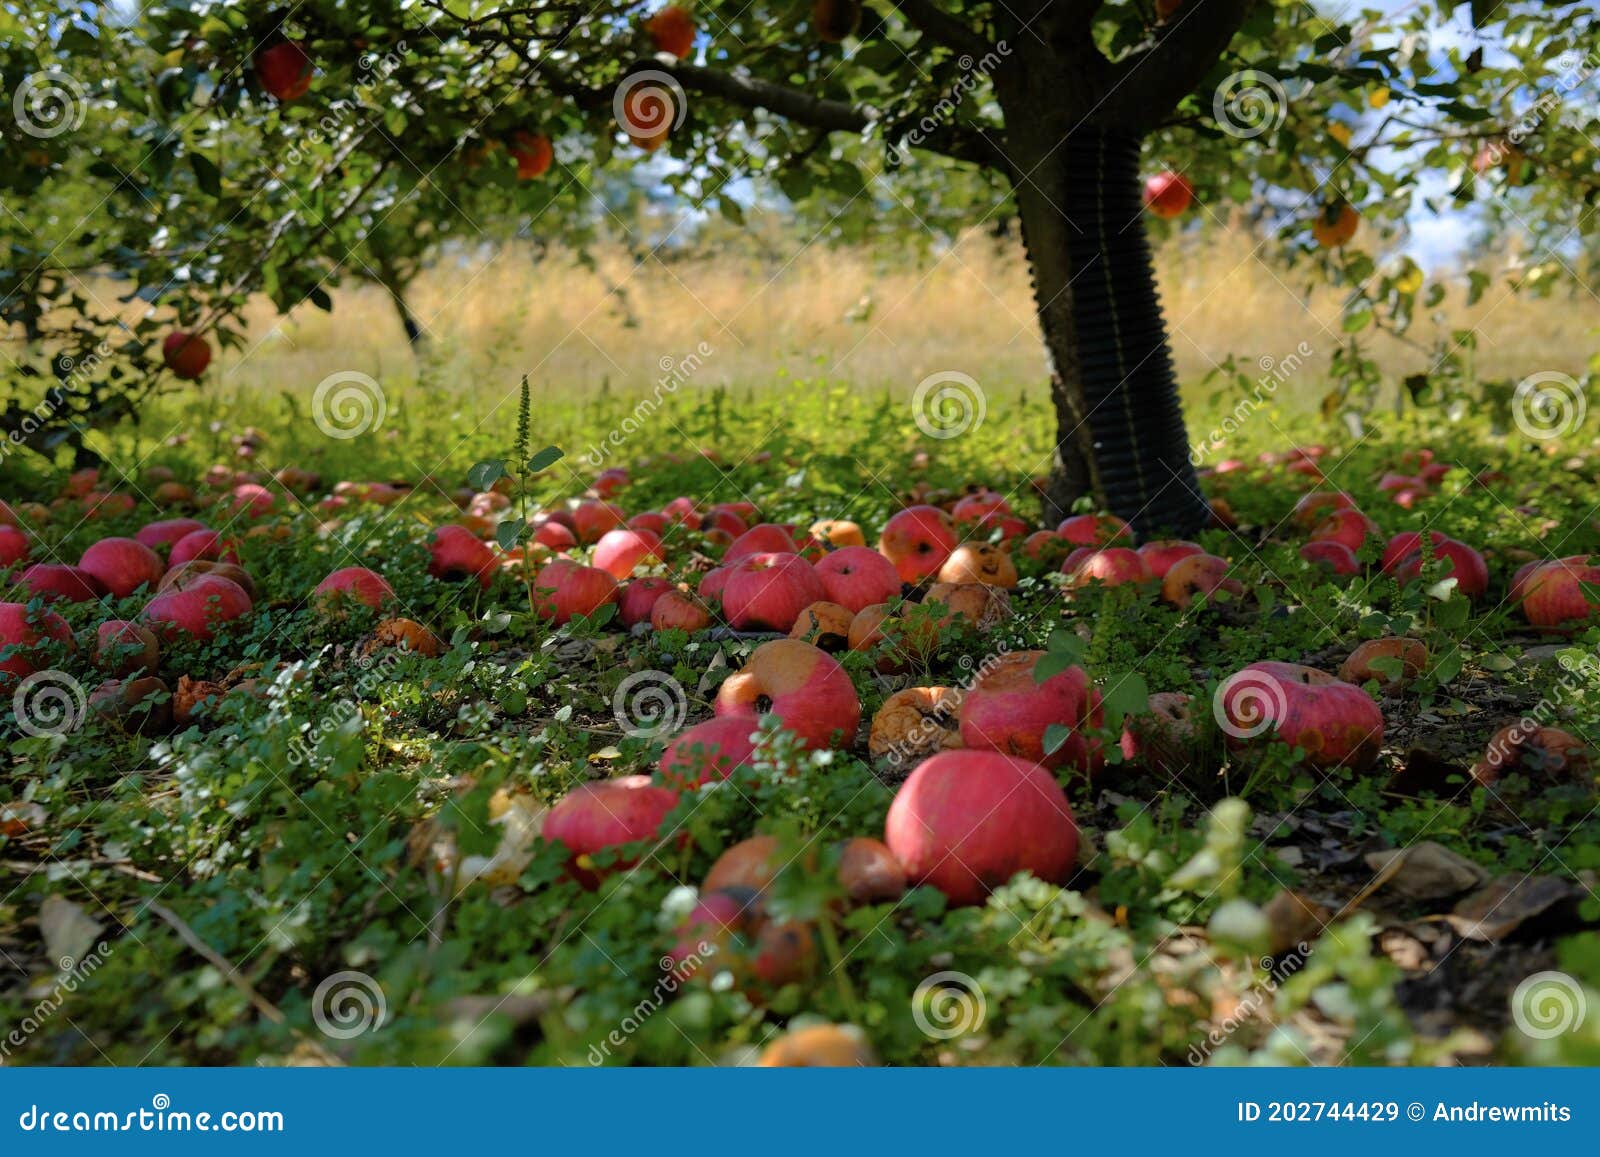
xmin=1446 ymin=874 xmax=1580 ymax=941
xmin=39 ymin=895 xmax=103 ymax=972
xmin=1363 ymin=842 xmax=1490 ymax=902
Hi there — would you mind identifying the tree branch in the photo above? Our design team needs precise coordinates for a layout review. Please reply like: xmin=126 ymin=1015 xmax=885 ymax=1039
xmin=885 ymin=0 xmax=990 ymax=57
xmin=1101 ymin=0 xmax=1262 ymax=133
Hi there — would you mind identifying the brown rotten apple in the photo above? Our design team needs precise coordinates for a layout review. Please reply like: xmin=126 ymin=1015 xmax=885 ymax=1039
xmin=885 ymin=750 xmax=1079 ymax=907
xmin=714 ymin=638 xmax=861 ymax=750
xmin=1470 ymin=724 xmax=1591 ymax=788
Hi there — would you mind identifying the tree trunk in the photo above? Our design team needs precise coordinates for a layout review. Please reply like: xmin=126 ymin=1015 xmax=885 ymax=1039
xmin=375 ymin=259 xmax=427 ymax=349
xmin=1011 ymin=129 xmax=1212 ymax=539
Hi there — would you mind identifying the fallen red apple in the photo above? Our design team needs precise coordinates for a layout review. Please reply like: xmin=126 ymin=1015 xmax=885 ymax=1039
xmin=1309 ymin=508 xmax=1381 ymax=553
xmin=877 ymin=505 xmax=957 ymax=583
xmin=572 ymin=500 xmax=627 ymax=544
xmin=15 ymin=563 xmax=104 ymax=603
xmin=651 ymin=589 xmax=713 ymax=632
xmin=725 ymin=523 xmax=800 ymax=559
xmin=1137 ymin=539 xmax=1204 ymax=579
xmin=959 ymin=649 xmax=1103 ymax=773
xmin=1379 ymin=530 xmax=1446 ymax=572
xmin=313 ymin=566 xmax=395 ymax=612
xmin=1291 ymin=491 xmax=1356 ymax=530
xmin=1520 ymin=557 xmax=1600 ymax=630
xmin=714 ymin=638 xmax=861 ymax=750
xmin=813 ymin=545 xmax=903 ymax=613
xmin=658 ymin=717 xmax=758 ymax=789
xmin=428 ymin=524 xmax=497 ymax=588
xmin=1216 ymin=660 xmax=1383 ymax=771
xmin=135 ymin=518 xmax=208 ymax=550
xmin=1470 ymin=723 xmax=1591 ymax=787
xmin=720 ymin=552 xmax=826 ymax=632
xmin=0 ymin=602 xmax=75 ymax=682
xmin=1299 ymin=540 xmax=1361 ymax=576
xmin=535 ymin=561 xmax=619 ymax=624
xmin=619 ymin=576 xmax=675 ymax=627
xmin=0 ymin=525 xmax=28 ymax=569
xmin=543 ymin=775 xmax=680 ymax=889
xmin=1055 ymin=513 xmax=1130 ymax=547
xmin=1393 ymin=537 xmax=1488 ymax=598
xmin=94 ymin=619 xmax=161 ymax=678
xmin=1160 ymin=552 xmax=1243 ymax=609
xmin=78 ymin=537 xmax=165 ymax=600
xmin=142 ymin=573 xmax=253 ymax=642
xmin=1069 ymin=547 xmax=1150 ymax=589
xmin=885 ymin=750 xmax=1079 ymax=907
xmin=168 ymin=529 xmax=238 ymax=568
xmin=592 ymin=528 xmax=664 ymax=579
xmin=937 ymin=542 xmax=1018 ymax=587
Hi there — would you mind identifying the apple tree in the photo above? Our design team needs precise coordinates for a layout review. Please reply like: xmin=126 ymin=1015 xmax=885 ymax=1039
xmin=4 ymin=0 xmax=1598 ymax=532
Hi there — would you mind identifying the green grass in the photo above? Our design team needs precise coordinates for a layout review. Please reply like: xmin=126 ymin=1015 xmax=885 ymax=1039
xmin=4 ymin=380 xmax=1600 ymax=1067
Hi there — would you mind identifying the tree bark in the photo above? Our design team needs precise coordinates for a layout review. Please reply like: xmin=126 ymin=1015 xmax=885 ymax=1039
xmin=1003 ymin=118 xmax=1211 ymax=537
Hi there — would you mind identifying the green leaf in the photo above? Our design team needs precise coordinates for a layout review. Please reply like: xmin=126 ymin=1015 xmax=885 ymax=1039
xmin=525 ymin=445 xmax=564 ymax=473
xmin=467 ymin=459 xmax=506 ymax=490
xmin=495 ymin=518 xmax=526 ymax=551
xmin=1342 ymin=307 xmax=1373 ymax=333
xmin=189 ymin=153 xmax=221 ymax=197
xmin=1043 ymin=724 xmax=1074 ymax=757
xmin=1100 ymin=671 xmax=1150 ymax=724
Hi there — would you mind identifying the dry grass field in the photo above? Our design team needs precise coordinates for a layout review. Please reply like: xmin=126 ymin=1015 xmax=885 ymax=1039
xmin=209 ymin=226 xmax=1592 ymax=409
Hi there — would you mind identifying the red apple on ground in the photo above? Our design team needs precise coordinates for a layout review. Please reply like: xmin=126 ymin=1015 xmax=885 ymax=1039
xmin=428 ymin=525 xmax=497 ymax=588
xmin=1068 ymin=547 xmax=1151 ymax=589
xmin=1521 ymin=557 xmax=1600 ymax=630
xmin=15 ymin=564 xmax=104 ymax=603
xmin=813 ymin=545 xmax=903 ymax=613
xmin=1291 ymin=491 xmax=1356 ymax=530
xmin=714 ymin=638 xmax=861 ymax=750
xmin=950 ymin=492 xmax=1012 ymax=524
xmin=0 ymin=602 xmax=75 ymax=682
xmin=726 ymin=523 xmax=800 ymax=559
xmin=135 ymin=518 xmax=208 ymax=550
xmin=313 ymin=566 xmax=395 ymax=612
xmin=169 ymin=529 xmax=238 ymax=568
xmin=1380 ymin=530 xmax=1446 ymax=572
xmin=1300 ymin=540 xmax=1361 ymax=576
xmin=959 ymin=649 xmax=1103 ymax=773
xmin=592 ymin=528 xmax=664 ymax=579
xmin=535 ymin=561 xmax=619 ymax=624
xmin=885 ymin=750 xmax=1079 ymax=907
xmin=1393 ymin=537 xmax=1488 ymax=598
xmin=142 ymin=574 xmax=253 ymax=642
xmin=572 ymin=500 xmax=627 ymax=544
xmin=878 ymin=505 xmax=957 ymax=583
xmin=1470 ymin=723 xmax=1591 ymax=787
xmin=720 ymin=552 xmax=826 ymax=632
xmin=78 ymin=537 xmax=165 ymax=599
xmin=530 ymin=517 xmax=578 ymax=550
xmin=1160 ymin=552 xmax=1244 ymax=608
xmin=1309 ymin=509 xmax=1381 ymax=553
xmin=1137 ymin=539 xmax=1204 ymax=578
xmin=619 ymin=577 xmax=675 ymax=627
xmin=0 ymin=525 xmax=29 ymax=569
xmin=651 ymin=589 xmax=713 ymax=632
xmin=543 ymin=776 xmax=680 ymax=889
xmin=1216 ymin=660 xmax=1383 ymax=772
xmin=1055 ymin=513 xmax=1130 ymax=547
xmin=658 ymin=717 xmax=758 ymax=789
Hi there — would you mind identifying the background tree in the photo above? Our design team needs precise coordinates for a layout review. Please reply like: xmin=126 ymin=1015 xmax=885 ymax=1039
xmin=3 ymin=1 xmax=1597 ymax=527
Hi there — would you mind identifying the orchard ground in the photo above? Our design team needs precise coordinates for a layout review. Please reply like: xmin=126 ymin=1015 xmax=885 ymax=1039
xmin=3 ymin=367 xmax=1600 ymax=1067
